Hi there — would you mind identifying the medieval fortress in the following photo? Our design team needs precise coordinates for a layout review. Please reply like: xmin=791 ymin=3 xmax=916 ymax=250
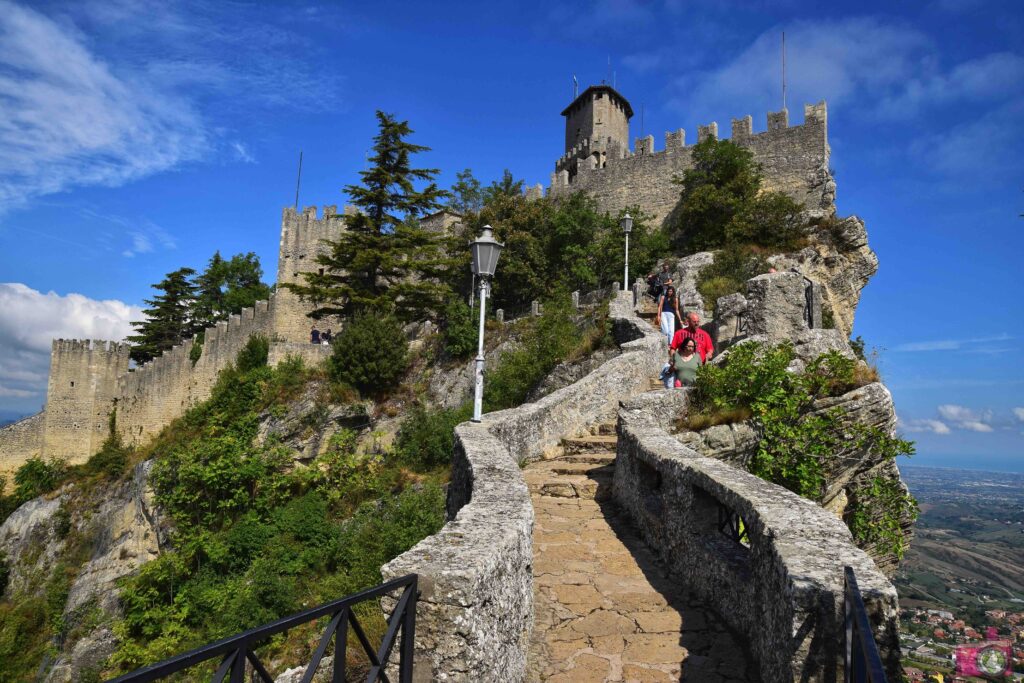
xmin=0 ymin=86 xmax=834 ymax=473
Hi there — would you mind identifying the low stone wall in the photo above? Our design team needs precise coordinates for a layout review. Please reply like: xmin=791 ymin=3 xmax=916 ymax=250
xmin=381 ymin=291 xmax=662 ymax=681
xmin=614 ymin=390 xmax=901 ymax=683
xmin=267 ymin=342 xmax=332 ymax=368
xmin=0 ymin=412 xmax=44 ymax=477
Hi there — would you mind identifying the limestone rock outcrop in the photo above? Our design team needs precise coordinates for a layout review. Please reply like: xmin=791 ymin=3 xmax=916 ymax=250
xmin=769 ymin=215 xmax=879 ymax=338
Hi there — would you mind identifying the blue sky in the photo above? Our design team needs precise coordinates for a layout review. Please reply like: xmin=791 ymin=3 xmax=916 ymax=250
xmin=0 ymin=0 xmax=1021 ymax=470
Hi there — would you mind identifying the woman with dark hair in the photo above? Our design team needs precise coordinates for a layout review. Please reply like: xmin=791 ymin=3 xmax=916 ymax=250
xmin=656 ymin=285 xmax=680 ymax=346
xmin=670 ymin=336 xmax=700 ymax=388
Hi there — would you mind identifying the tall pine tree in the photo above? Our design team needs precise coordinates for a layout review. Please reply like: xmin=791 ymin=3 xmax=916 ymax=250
xmin=284 ymin=111 xmax=450 ymax=322
xmin=191 ymin=251 xmax=271 ymax=334
xmin=127 ymin=268 xmax=196 ymax=364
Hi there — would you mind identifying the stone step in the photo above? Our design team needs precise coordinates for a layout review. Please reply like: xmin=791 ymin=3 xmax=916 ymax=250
xmin=589 ymin=422 xmax=616 ymax=436
xmin=561 ymin=434 xmax=617 ymax=454
xmin=558 ymin=452 xmax=616 ymax=466
xmin=527 ymin=474 xmax=613 ymax=501
xmin=549 ymin=462 xmax=614 ymax=477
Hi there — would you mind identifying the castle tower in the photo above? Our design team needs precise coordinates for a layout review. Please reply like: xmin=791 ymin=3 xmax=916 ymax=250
xmin=41 ymin=339 xmax=129 ymax=461
xmin=273 ymin=205 xmax=347 ymax=343
xmin=563 ymin=85 xmax=632 ymax=154
xmin=558 ymin=85 xmax=633 ymax=182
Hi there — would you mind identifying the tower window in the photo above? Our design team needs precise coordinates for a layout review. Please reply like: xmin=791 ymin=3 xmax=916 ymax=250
xmin=318 ymin=268 xmax=324 ymax=276
xmin=70 ymin=381 xmax=74 ymax=387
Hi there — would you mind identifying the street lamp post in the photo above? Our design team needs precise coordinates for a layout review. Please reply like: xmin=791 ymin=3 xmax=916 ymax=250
xmin=620 ymin=212 xmax=633 ymax=291
xmin=470 ymin=225 xmax=504 ymax=422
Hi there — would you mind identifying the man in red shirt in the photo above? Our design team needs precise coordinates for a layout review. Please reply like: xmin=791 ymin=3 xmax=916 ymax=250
xmin=670 ymin=312 xmax=714 ymax=363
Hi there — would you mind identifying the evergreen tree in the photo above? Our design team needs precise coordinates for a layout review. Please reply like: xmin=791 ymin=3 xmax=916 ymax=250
xmin=482 ymin=169 xmax=524 ymax=206
xmin=191 ymin=251 xmax=271 ymax=333
xmin=448 ymin=168 xmax=483 ymax=214
xmin=128 ymin=268 xmax=196 ymax=364
xmin=284 ymin=111 xmax=450 ymax=322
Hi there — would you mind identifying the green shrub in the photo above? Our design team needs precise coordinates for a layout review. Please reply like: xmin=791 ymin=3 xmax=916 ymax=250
xmin=695 ymin=243 xmax=769 ymax=312
xmin=13 ymin=456 xmax=65 ymax=503
xmin=328 ymin=314 xmax=408 ymax=395
xmin=396 ymin=403 xmax=471 ymax=469
xmin=846 ymin=475 xmax=919 ymax=560
xmin=189 ymin=332 xmax=203 ymax=366
xmin=441 ymin=299 xmax=477 ymax=359
xmin=0 ymin=551 xmax=9 ymax=595
xmin=689 ymin=341 xmax=917 ymax=550
xmin=236 ymin=334 xmax=269 ymax=372
xmin=485 ymin=295 xmax=578 ymax=411
xmin=86 ymin=412 xmax=130 ymax=479
xmin=670 ymin=137 xmax=806 ymax=252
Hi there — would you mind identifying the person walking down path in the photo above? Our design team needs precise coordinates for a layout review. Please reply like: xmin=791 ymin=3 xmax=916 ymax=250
xmin=670 ymin=336 xmax=701 ymax=388
xmin=657 ymin=285 xmax=681 ymax=346
xmin=310 ymin=326 xmax=321 ymax=345
xmin=656 ymin=263 xmax=674 ymax=296
xmin=670 ymin=312 xmax=714 ymax=363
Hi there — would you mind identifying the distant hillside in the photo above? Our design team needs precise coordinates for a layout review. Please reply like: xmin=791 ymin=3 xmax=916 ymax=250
xmin=897 ymin=466 xmax=1024 ymax=614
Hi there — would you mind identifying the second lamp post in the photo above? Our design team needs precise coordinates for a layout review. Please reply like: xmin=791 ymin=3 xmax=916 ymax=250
xmin=470 ymin=225 xmax=504 ymax=422
xmin=621 ymin=212 xmax=633 ymax=291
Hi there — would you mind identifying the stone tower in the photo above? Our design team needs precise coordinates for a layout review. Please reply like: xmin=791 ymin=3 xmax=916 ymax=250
xmin=273 ymin=205 xmax=348 ymax=343
xmin=41 ymin=339 xmax=130 ymax=459
xmin=558 ymin=85 xmax=633 ymax=182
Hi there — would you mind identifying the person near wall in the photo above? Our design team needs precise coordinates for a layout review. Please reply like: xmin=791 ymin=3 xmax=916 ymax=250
xmin=321 ymin=329 xmax=332 ymax=345
xmin=670 ymin=336 xmax=701 ymax=388
xmin=310 ymin=326 xmax=321 ymax=345
xmin=656 ymin=263 xmax=673 ymax=296
xmin=670 ymin=312 xmax=714 ymax=363
xmin=656 ymin=285 xmax=681 ymax=346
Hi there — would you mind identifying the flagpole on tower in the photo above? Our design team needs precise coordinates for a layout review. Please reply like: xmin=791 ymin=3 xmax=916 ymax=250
xmin=782 ymin=32 xmax=787 ymax=111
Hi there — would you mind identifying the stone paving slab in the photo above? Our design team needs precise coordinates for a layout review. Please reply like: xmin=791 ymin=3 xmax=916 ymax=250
xmin=526 ymin=436 xmax=758 ymax=682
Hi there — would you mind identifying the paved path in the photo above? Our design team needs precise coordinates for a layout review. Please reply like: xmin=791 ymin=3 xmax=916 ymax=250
xmin=524 ymin=426 xmax=758 ymax=682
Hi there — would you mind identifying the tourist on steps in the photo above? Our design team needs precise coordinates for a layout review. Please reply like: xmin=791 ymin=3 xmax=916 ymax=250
xmin=656 ymin=285 xmax=681 ymax=345
xmin=322 ymin=329 xmax=332 ymax=345
xmin=670 ymin=336 xmax=701 ymax=388
xmin=656 ymin=263 xmax=673 ymax=296
xmin=310 ymin=326 xmax=321 ymax=345
xmin=670 ymin=312 xmax=714 ymax=363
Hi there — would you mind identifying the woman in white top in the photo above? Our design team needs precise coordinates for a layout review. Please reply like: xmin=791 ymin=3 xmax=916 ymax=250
xmin=656 ymin=285 xmax=680 ymax=346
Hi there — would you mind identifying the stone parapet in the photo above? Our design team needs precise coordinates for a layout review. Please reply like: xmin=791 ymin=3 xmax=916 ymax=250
xmin=381 ymin=291 xmax=663 ymax=681
xmin=0 ymin=412 xmax=45 ymax=477
xmin=614 ymin=390 xmax=901 ymax=682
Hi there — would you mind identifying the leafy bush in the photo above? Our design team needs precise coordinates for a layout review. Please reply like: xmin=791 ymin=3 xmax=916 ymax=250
xmin=328 ymin=314 xmax=408 ymax=395
xmin=395 ymin=403 xmax=472 ymax=469
xmin=688 ymin=341 xmax=917 ymax=551
xmin=670 ymin=137 xmax=807 ymax=252
xmin=846 ymin=475 xmax=919 ymax=560
xmin=484 ymin=295 xmax=579 ymax=411
xmin=695 ymin=243 xmax=769 ymax=312
xmin=13 ymin=456 xmax=65 ymax=503
xmin=85 ymin=411 xmax=129 ymax=479
xmin=441 ymin=299 xmax=477 ymax=359
xmin=235 ymin=334 xmax=269 ymax=372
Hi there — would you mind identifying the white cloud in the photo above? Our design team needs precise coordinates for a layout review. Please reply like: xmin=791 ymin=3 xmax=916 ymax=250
xmin=937 ymin=404 xmax=995 ymax=432
xmin=0 ymin=1 xmax=208 ymax=212
xmin=0 ymin=283 xmax=141 ymax=411
xmin=901 ymin=418 xmax=952 ymax=435
xmin=1013 ymin=407 xmax=1024 ymax=422
xmin=230 ymin=141 xmax=256 ymax=164
xmin=910 ymin=97 xmax=1024 ymax=178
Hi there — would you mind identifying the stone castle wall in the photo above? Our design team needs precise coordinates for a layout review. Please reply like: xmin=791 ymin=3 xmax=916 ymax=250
xmin=42 ymin=340 xmax=130 ymax=461
xmin=0 ymin=206 xmax=344 ymax=471
xmin=550 ymin=102 xmax=833 ymax=226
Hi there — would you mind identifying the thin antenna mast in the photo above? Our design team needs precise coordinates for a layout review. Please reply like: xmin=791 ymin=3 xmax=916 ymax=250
xmin=782 ymin=32 xmax=787 ymax=111
xmin=573 ymin=74 xmax=578 ymax=99
xmin=294 ymin=150 xmax=303 ymax=209
xmin=607 ymin=55 xmax=611 ymax=84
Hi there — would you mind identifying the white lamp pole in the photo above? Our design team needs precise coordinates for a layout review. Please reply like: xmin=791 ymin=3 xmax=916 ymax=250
xmin=470 ymin=225 xmax=504 ymax=422
xmin=620 ymin=212 xmax=633 ymax=291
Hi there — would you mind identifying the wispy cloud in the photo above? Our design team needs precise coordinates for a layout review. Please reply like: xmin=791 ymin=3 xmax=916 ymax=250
xmin=78 ymin=209 xmax=177 ymax=258
xmin=937 ymin=404 xmax=994 ymax=432
xmin=901 ymin=418 xmax=952 ymax=435
xmin=0 ymin=282 xmax=141 ymax=411
xmin=1014 ymin=407 xmax=1024 ymax=422
xmin=0 ymin=1 xmax=339 ymax=213
xmin=892 ymin=333 xmax=1011 ymax=352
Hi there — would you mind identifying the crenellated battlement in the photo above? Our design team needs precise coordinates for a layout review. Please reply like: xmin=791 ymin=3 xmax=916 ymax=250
xmin=51 ymin=338 xmax=131 ymax=356
xmin=551 ymin=101 xmax=832 ymax=223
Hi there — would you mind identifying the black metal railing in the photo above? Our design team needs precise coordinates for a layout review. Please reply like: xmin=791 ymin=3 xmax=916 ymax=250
xmin=844 ymin=566 xmax=888 ymax=683
xmin=108 ymin=574 xmax=418 ymax=683
xmin=716 ymin=501 xmax=750 ymax=547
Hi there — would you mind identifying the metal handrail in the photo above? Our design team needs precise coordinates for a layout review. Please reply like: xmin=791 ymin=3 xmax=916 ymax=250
xmin=844 ymin=566 xmax=888 ymax=683
xmin=107 ymin=574 xmax=418 ymax=683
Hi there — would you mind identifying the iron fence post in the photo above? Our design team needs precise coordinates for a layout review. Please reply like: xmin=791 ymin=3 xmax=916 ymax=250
xmin=400 ymin=578 xmax=418 ymax=682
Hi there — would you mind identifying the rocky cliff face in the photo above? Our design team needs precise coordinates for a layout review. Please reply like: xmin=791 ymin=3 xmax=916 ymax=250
xmin=0 ymin=461 xmax=169 ymax=682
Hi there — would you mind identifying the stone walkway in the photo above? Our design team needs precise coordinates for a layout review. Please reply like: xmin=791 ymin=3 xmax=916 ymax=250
xmin=524 ymin=426 xmax=758 ymax=682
